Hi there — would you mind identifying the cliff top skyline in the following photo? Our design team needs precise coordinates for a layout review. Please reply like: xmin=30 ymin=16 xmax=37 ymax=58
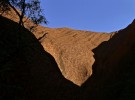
xmin=41 ymin=0 xmax=135 ymax=32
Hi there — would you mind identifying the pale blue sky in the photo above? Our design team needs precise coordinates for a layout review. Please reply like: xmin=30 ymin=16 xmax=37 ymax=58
xmin=40 ymin=0 xmax=135 ymax=32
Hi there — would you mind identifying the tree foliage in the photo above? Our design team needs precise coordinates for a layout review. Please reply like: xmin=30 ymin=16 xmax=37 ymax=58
xmin=0 ymin=0 xmax=47 ymax=26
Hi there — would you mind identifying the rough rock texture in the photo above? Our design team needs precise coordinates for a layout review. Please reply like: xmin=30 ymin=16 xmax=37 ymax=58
xmin=93 ymin=19 xmax=135 ymax=76
xmin=38 ymin=27 xmax=111 ymax=86
xmin=1 ymin=10 xmax=111 ymax=86
xmin=33 ymin=20 xmax=135 ymax=99
xmin=1 ymin=10 xmax=135 ymax=100
xmin=80 ymin=19 xmax=135 ymax=100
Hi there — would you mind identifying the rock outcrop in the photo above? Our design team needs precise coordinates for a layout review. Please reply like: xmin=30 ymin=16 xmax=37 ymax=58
xmin=38 ymin=28 xmax=110 ymax=86
xmin=79 ymin=19 xmax=135 ymax=100
xmin=2 ymin=9 xmax=111 ymax=86
xmin=1 ymin=10 xmax=135 ymax=100
xmin=0 ymin=16 xmax=79 ymax=100
xmin=2 ymin=9 xmax=135 ymax=87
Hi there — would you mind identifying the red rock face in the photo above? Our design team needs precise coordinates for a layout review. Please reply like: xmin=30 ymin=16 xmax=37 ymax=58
xmin=1 ymin=9 xmax=135 ymax=100
xmin=2 ymin=9 xmax=111 ymax=86
xmin=93 ymin=19 xmax=135 ymax=74
xmin=39 ymin=28 xmax=111 ymax=86
xmin=2 ymin=9 xmax=135 ymax=86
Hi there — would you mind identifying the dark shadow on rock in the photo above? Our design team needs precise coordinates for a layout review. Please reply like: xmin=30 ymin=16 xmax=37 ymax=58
xmin=79 ymin=19 xmax=135 ymax=100
xmin=1 ymin=16 xmax=135 ymax=100
xmin=0 ymin=16 xmax=79 ymax=100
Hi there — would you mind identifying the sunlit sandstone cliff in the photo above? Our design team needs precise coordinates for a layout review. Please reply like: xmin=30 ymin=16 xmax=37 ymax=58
xmin=1 ymin=8 xmax=135 ymax=100
xmin=2 ymin=9 xmax=134 ymax=87
xmin=37 ymin=28 xmax=110 ymax=86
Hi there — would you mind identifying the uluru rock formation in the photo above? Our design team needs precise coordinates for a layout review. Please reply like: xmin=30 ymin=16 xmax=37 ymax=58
xmin=1 ymin=10 xmax=135 ymax=100
xmin=2 ymin=10 xmax=111 ymax=86
xmin=34 ymin=27 xmax=112 ymax=86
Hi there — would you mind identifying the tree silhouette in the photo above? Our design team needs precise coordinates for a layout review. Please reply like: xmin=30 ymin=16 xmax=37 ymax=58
xmin=0 ymin=0 xmax=47 ymax=26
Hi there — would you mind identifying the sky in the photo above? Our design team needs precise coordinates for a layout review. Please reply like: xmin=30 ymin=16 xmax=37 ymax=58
xmin=40 ymin=0 xmax=135 ymax=32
